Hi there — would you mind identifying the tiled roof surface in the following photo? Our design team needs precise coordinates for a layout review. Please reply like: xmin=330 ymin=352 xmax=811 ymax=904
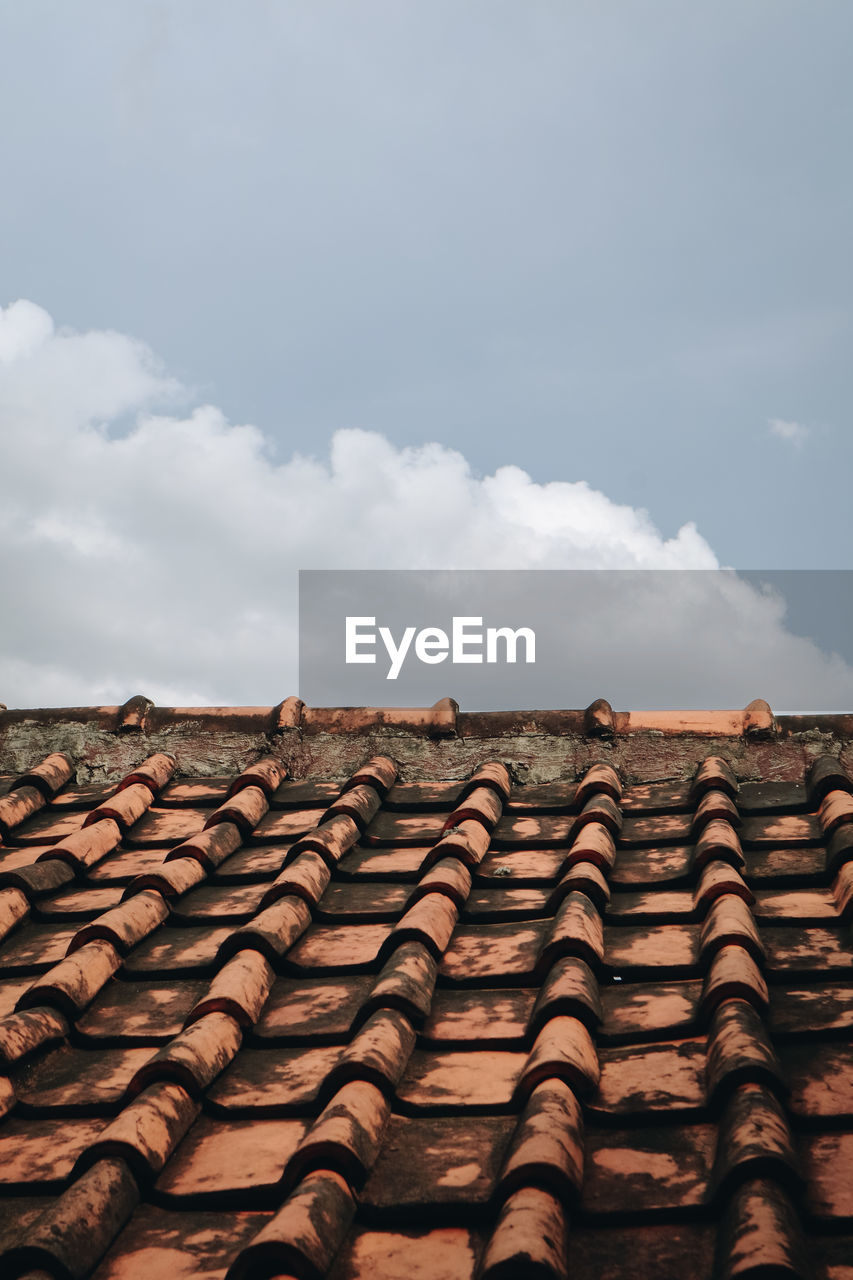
xmin=0 ymin=699 xmax=852 ymax=1278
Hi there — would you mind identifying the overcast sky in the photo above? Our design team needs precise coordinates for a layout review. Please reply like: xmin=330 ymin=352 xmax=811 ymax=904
xmin=1 ymin=4 xmax=851 ymax=709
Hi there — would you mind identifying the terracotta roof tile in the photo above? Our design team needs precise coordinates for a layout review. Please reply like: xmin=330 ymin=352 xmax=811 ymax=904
xmin=68 ymin=889 xmax=170 ymax=954
xmin=479 ymin=1184 xmax=568 ymax=1280
xmin=705 ymin=999 xmax=785 ymax=1103
xmin=16 ymin=938 xmax=122 ymax=1017
xmin=716 ymin=1177 xmax=806 ymax=1278
xmin=807 ymin=753 xmax=853 ymax=802
xmin=288 ymin=1078 xmax=390 ymax=1190
xmin=128 ymin=1010 xmax=242 ymax=1098
xmin=0 ymin=1006 xmax=69 ymax=1067
xmin=227 ymin=755 xmax=287 ymax=799
xmin=362 ymin=941 xmax=438 ymax=1025
xmin=153 ymin=1115 xmax=306 ymax=1199
xmin=37 ymin=819 xmax=122 ymax=873
xmin=226 ymin=1168 xmax=356 ymax=1280
xmin=341 ymin=755 xmax=398 ymax=796
xmin=0 ymin=787 xmax=46 ymax=839
xmin=186 ymin=948 xmax=275 ymax=1028
xmin=12 ymin=753 xmax=74 ymax=799
xmin=0 ymin=709 xmax=850 ymax=1276
xmin=76 ymin=1080 xmax=199 ymax=1180
xmin=204 ymin=784 xmax=269 ymax=835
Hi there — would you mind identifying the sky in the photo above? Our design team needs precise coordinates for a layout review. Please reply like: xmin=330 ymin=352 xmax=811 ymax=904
xmin=0 ymin=3 xmax=851 ymax=709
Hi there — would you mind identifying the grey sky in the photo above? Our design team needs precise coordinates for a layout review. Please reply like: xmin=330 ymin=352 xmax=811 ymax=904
xmin=1 ymin=2 xmax=851 ymax=571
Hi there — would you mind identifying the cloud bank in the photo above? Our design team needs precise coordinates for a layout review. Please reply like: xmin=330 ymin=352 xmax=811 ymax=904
xmin=0 ymin=300 xmax=849 ymax=710
xmin=768 ymin=417 xmax=810 ymax=448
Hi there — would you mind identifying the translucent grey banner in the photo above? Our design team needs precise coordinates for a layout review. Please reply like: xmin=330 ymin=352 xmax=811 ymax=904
xmin=298 ymin=570 xmax=853 ymax=712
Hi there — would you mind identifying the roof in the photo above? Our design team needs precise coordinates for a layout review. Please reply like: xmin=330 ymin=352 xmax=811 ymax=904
xmin=0 ymin=696 xmax=851 ymax=1279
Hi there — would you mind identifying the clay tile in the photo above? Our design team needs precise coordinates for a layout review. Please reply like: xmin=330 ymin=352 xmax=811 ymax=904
xmin=712 ymin=1082 xmax=800 ymax=1201
xmin=288 ymin=814 xmax=361 ymax=867
xmin=692 ymin=757 xmax=739 ymax=800
xmin=498 ymin=1077 xmax=584 ymax=1202
xmin=117 ymin=693 xmax=153 ymax=731
xmin=228 ymin=754 xmax=287 ymax=799
xmin=0 ymin=785 xmax=45 ymax=838
xmin=423 ymin=819 xmax=492 ymax=871
xmin=516 ymin=1014 xmax=600 ymax=1102
xmin=531 ymin=955 xmax=603 ymax=1034
xmin=166 ymin=821 xmax=243 ymax=872
xmin=538 ymin=891 xmax=605 ymax=973
xmin=16 ymin=939 xmax=121 ymax=1017
xmin=743 ymin=698 xmax=777 ymax=738
xmin=549 ymin=861 xmax=610 ymax=914
xmin=706 ymin=999 xmax=784 ymax=1103
xmin=693 ymin=789 xmax=741 ymax=834
xmin=807 ymin=754 xmax=853 ymax=802
xmin=826 ymin=824 xmax=853 ymax=876
xmin=562 ymin=822 xmax=616 ymax=874
xmin=128 ymin=1010 xmax=242 ymax=1098
xmin=570 ymin=793 xmax=622 ymax=840
xmin=68 ymin=888 xmax=169 ymax=955
xmin=444 ymin=785 xmax=504 ymax=833
xmin=360 ymin=940 xmax=439 ymax=1026
xmin=584 ymin=698 xmax=615 ymax=738
xmin=701 ymin=946 xmax=769 ymax=1022
xmin=204 ymin=784 xmax=269 ymax=835
xmin=37 ymin=819 xmax=121 ymax=872
xmin=480 ymin=1184 xmax=569 ymax=1280
xmin=700 ymin=895 xmax=764 ymax=967
xmin=225 ymin=1169 xmax=356 ymax=1280
xmin=410 ymin=857 xmax=472 ymax=910
xmin=261 ymin=851 xmax=332 ymax=910
xmin=716 ymin=1177 xmax=807 ymax=1280
xmin=323 ymin=783 xmax=383 ymax=831
xmin=461 ymin=761 xmax=513 ymax=803
xmin=694 ymin=861 xmax=754 ymax=913
xmin=218 ymin=895 xmax=312 ymax=965
xmin=116 ymin=753 xmax=176 ymax=797
xmin=380 ymin=892 xmax=459 ymax=962
xmin=13 ymin=752 xmax=74 ymax=799
xmin=693 ymin=819 xmax=746 ymax=873
xmin=288 ymin=1079 xmax=391 ymax=1191
xmin=1 ymin=1156 xmax=139 ymax=1279
xmin=430 ymin=696 xmax=458 ymax=736
xmin=819 ymin=789 xmax=853 ymax=836
xmin=344 ymin=755 xmax=399 ymax=796
xmin=82 ymin=782 xmax=153 ymax=832
xmin=0 ymin=886 xmax=29 ymax=943
xmin=833 ymin=862 xmax=853 ymax=921
xmin=574 ymin=762 xmax=622 ymax=805
xmin=76 ymin=1080 xmax=199 ymax=1181
xmin=123 ymin=856 xmax=206 ymax=900
xmin=186 ymin=948 xmax=275 ymax=1028
xmin=0 ymin=859 xmax=76 ymax=899
xmin=0 ymin=1006 xmax=69 ymax=1067
xmin=325 ymin=1008 xmax=417 ymax=1099
xmin=273 ymin=695 xmax=305 ymax=731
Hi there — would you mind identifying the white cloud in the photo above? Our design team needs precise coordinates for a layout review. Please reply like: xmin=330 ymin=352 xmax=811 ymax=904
xmin=0 ymin=299 xmax=849 ymax=710
xmin=768 ymin=417 xmax=810 ymax=447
